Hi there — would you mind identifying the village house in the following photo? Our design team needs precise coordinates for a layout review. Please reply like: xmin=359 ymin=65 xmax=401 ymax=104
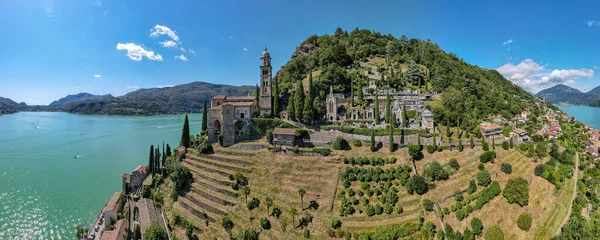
xmin=102 ymin=192 xmax=122 ymax=227
xmin=137 ymin=198 xmax=166 ymax=239
xmin=122 ymin=165 xmax=148 ymax=194
xmin=100 ymin=219 xmax=128 ymax=240
xmin=272 ymin=128 xmax=296 ymax=147
xmin=480 ymin=124 xmax=503 ymax=139
xmin=510 ymin=128 xmax=530 ymax=144
xmin=588 ymin=146 xmax=599 ymax=159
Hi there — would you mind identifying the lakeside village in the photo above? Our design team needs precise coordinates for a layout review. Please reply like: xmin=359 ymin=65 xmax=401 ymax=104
xmin=83 ymin=48 xmax=597 ymax=240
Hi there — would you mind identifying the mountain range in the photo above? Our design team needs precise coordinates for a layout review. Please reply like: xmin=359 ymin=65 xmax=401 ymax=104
xmin=0 ymin=81 xmax=255 ymax=116
xmin=535 ymin=84 xmax=600 ymax=106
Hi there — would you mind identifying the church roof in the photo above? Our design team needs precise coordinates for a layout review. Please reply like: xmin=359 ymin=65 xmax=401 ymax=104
xmin=262 ymin=47 xmax=270 ymax=58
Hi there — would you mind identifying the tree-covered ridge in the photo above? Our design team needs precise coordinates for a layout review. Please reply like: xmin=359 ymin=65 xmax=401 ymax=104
xmin=275 ymin=28 xmax=535 ymax=130
xmin=65 ymin=81 xmax=255 ymax=115
xmin=0 ymin=97 xmax=21 ymax=114
xmin=48 ymin=93 xmax=115 ymax=109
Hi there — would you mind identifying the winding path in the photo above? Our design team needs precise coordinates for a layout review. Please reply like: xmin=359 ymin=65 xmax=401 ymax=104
xmin=555 ymin=152 xmax=579 ymax=236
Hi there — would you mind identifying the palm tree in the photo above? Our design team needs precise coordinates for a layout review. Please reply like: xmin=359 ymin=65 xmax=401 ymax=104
xmin=265 ymin=197 xmax=273 ymax=217
xmin=290 ymin=207 xmax=298 ymax=228
xmin=298 ymin=188 xmax=306 ymax=210
xmin=242 ymin=186 xmax=250 ymax=204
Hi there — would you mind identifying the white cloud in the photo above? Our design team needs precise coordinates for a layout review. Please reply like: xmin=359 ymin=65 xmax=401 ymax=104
xmin=126 ymin=85 xmax=140 ymax=89
xmin=93 ymin=74 xmax=102 ymax=78
xmin=586 ymin=20 xmax=600 ymax=27
xmin=188 ymin=49 xmax=195 ymax=54
xmin=156 ymin=85 xmax=175 ymax=88
xmin=497 ymin=58 xmax=594 ymax=93
xmin=179 ymin=47 xmax=187 ymax=52
xmin=150 ymin=25 xmax=179 ymax=42
xmin=243 ymin=48 xmax=248 ymax=51
xmin=116 ymin=43 xmax=163 ymax=61
xmin=179 ymin=47 xmax=195 ymax=54
xmin=502 ymin=38 xmax=513 ymax=46
xmin=228 ymin=36 xmax=236 ymax=40
xmin=160 ymin=40 xmax=177 ymax=48
xmin=174 ymin=54 xmax=188 ymax=61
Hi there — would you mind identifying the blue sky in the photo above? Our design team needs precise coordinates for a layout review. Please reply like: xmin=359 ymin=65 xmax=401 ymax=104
xmin=0 ymin=0 xmax=599 ymax=105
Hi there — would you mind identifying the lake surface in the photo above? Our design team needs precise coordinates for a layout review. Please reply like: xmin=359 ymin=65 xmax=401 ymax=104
xmin=0 ymin=112 xmax=201 ymax=239
xmin=558 ymin=105 xmax=600 ymax=129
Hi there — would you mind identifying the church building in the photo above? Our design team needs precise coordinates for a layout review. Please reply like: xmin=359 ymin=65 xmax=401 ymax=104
xmin=208 ymin=47 xmax=273 ymax=146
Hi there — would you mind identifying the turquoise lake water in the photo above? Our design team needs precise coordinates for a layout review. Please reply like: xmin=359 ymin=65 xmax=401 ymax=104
xmin=0 ymin=112 xmax=201 ymax=239
xmin=558 ymin=105 xmax=600 ymax=128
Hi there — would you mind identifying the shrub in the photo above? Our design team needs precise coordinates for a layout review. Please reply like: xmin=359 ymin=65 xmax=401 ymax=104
xmin=427 ymin=145 xmax=435 ymax=154
xmin=303 ymin=229 xmax=310 ymax=239
xmin=260 ymin=217 xmax=271 ymax=230
xmin=406 ymin=175 xmax=428 ymax=195
xmin=503 ymin=177 xmax=529 ymax=206
xmin=312 ymin=148 xmax=331 ymax=156
xmin=217 ymin=133 xmax=224 ymax=146
xmin=449 ymin=158 xmax=460 ymax=170
xmin=422 ymin=199 xmax=434 ymax=211
xmin=450 ymin=205 xmax=457 ymax=212
xmin=477 ymin=170 xmax=492 ymax=187
xmin=478 ymin=163 xmax=485 ymax=171
xmin=468 ymin=180 xmax=477 ymax=194
xmin=534 ymin=164 xmax=545 ymax=176
xmin=331 ymin=137 xmax=350 ymax=150
xmin=502 ymin=141 xmax=509 ymax=150
xmin=425 ymin=161 xmax=449 ymax=181
xmin=197 ymin=137 xmax=214 ymax=153
xmin=475 ymin=181 xmax=501 ymax=210
xmin=443 ymin=207 xmax=449 ymax=215
xmin=395 ymin=205 xmax=404 ymax=214
xmin=375 ymin=204 xmax=383 ymax=215
xmin=266 ymin=129 xmax=274 ymax=144
xmin=517 ymin=213 xmax=532 ymax=231
xmin=471 ymin=218 xmax=483 ymax=236
xmin=479 ymin=151 xmax=496 ymax=163
xmin=366 ymin=205 xmax=376 ymax=216
xmin=353 ymin=139 xmax=362 ymax=147
xmin=501 ymin=163 xmax=512 ymax=174
xmin=456 ymin=209 xmax=468 ymax=221
xmin=454 ymin=191 xmax=464 ymax=202
xmin=331 ymin=217 xmax=342 ymax=229
xmin=271 ymin=207 xmax=282 ymax=218
xmin=482 ymin=142 xmax=489 ymax=151
xmin=247 ymin=197 xmax=261 ymax=210
xmin=484 ymin=225 xmax=504 ymax=240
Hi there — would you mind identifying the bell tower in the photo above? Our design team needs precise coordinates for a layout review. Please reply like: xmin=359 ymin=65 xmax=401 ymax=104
xmin=259 ymin=47 xmax=272 ymax=110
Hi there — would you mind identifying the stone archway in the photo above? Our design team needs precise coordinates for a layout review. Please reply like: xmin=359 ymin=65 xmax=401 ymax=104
xmin=213 ymin=120 xmax=222 ymax=135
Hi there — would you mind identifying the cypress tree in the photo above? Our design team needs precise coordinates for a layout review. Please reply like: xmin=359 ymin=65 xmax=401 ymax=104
xmin=294 ymin=81 xmax=304 ymax=121
xmin=492 ymin=136 xmax=496 ymax=150
xmin=380 ymin=71 xmax=385 ymax=85
xmin=255 ymin=84 xmax=260 ymax=106
xmin=149 ymin=145 xmax=154 ymax=175
xmin=433 ymin=135 xmax=437 ymax=149
xmin=417 ymin=131 xmax=421 ymax=147
xmin=385 ymin=93 xmax=391 ymax=123
xmin=166 ymin=144 xmax=171 ymax=157
xmin=357 ymin=78 xmax=363 ymax=104
xmin=302 ymin=95 xmax=312 ymax=124
xmin=457 ymin=117 xmax=461 ymax=138
xmin=389 ymin=117 xmax=395 ymax=152
xmin=374 ymin=88 xmax=380 ymax=124
xmin=155 ymin=146 xmax=160 ymax=174
xmin=446 ymin=119 xmax=451 ymax=138
xmin=273 ymin=77 xmax=280 ymax=117
xmin=351 ymin=77 xmax=355 ymax=107
xmin=470 ymin=135 xmax=475 ymax=149
xmin=286 ymin=92 xmax=295 ymax=120
xmin=510 ymin=138 xmax=514 ymax=149
xmin=162 ymin=141 xmax=166 ymax=168
xmin=402 ymin=104 xmax=408 ymax=128
xmin=458 ymin=139 xmax=463 ymax=152
xmin=201 ymin=100 xmax=208 ymax=135
xmin=181 ymin=115 xmax=190 ymax=148
xmin=312 ymin=97 xmax=318 ymax=123
xmin=308 ymin=72 xmax=314 ymax=99
xmin=370 ymin=130 xmax=376 ymax=152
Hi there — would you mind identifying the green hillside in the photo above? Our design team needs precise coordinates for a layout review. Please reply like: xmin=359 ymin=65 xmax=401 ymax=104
xmin=275 ymin=28 xmax=536 ymax=130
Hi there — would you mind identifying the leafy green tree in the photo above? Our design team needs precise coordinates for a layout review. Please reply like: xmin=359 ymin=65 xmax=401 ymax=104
xmin=181 ymin=114 xmax=190 ymax=148
xmin=242 ymin=186 xmax=250 ymax=204
xmin=471 ymin=218 xmax=483 ymax=236
xmin=201 ymin=100 xmax=208 ymax=135
xmin=408 ymin=144 xmax=421 ymax=162
xmin=484 ymin=225 xmax=504 ymax=240
xmin=502 ymin=141 xmax=509 ymax=150
xmin=407 ymin=175 xmax=428 ymax=195
xmin=133 ymin=224 xmax=141 ymax=240
xmin=404 ymin=60 xmax=425 ymax=85
xmin=468 ymin=180 xmax=477 ymax=194
xmin=143 ymin=221 xmax=168 ymax=240
xmin=265 ymin=197 xmax=273 ymax=217
xmin=477 ymin=170 xmax=491 ymax=187
xmin=502 ymin=177 xmax=529 ymax=206
xmin=298 ymin=188 xmax=306 ymax=210
xmin=290 ymin=207 xmax=298 ymax=227
xmin=374 ymin=88 xmax=380 ymax=124
xmin=222 ymin=215 xmax=234 ymax=233
xmin=517 ymin=213 xmax=532 ymax=231
xmin=357 ymin=77 xmax=363 ymax=104
xmin=76 ymin=225 xmax=89 ymax=240
xmin=308 ymin=72 xmax=314 ymax=99
xmin=294 ymin=81 xmax=305 ymax=121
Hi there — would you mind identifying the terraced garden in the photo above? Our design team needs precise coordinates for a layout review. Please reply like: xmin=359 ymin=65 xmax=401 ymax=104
xmin=168 ymin=142 xmax=569 ymax=239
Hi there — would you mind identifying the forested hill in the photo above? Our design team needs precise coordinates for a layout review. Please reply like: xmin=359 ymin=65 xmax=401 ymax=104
xmin=536 ymin=84 xmax=600 ymax=106
xmin=275 ymin=28 xmax=536 ymax=131
xmin=0 ymin=97 xmax=21 ymax=114
xmin=65 ymin=81 xmax=255 ymax=115
xmin=48 ymin=93 xmax=115 ymax=109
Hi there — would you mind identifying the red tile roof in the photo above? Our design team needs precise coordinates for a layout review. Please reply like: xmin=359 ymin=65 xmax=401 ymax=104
xmin=273 ymin=128 xmax=296 ymax=135
xmin=103 ymin=192 xmax=121 ymax=213
xmin=100 ymin=219 xmax=128 ymax=240
xmin=133 ymin=165 xmax=147 ymax=174
xmin=482 ymin=124 xmax=502 ymax=130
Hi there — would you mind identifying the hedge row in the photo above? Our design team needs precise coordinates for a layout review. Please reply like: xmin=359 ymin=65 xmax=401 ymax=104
xmin=321 ymin=126 xmax=437 ymax=137
xmin=343 ymin=156 xmax=397 ymax=166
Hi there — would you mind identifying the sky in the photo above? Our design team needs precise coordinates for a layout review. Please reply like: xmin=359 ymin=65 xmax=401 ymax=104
xmin=0 ymin=0 xmax=599 ymax=105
